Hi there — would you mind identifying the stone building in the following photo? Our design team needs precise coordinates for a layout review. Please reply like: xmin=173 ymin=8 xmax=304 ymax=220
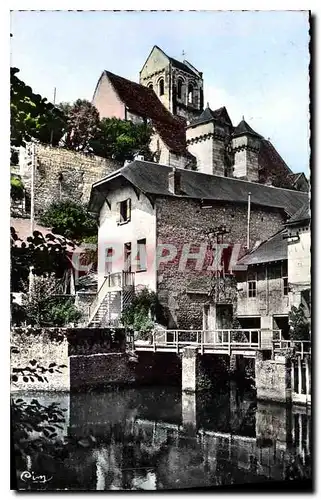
xmin=87 ymin=160 xmax=308 ymax=329
xmin=232 ymin=199 xmax=310 ymax=339
xmin=93 ymin=45 xmax=308 ymax=192
xmin=285 ymin=202 xmax=311 ymax=319
xmin=186 ymin=109 xmax=309 ymax=189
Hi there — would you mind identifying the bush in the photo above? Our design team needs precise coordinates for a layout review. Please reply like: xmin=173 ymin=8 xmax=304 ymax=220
xmin=11 ymin=176 xmax=24 ymax=200
xmin=20 ymin=275 xmax=82 ymax=327
xmin=40 ymin=200 xmax=97 ymax=242
xmin=121 ymin=289 xmax=159 ymax=337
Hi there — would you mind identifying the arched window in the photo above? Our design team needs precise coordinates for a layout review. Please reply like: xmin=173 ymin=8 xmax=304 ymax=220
xmin=188 ymin=84 xmax=194 ymax=104
xmin=159 ymin=78 xmax=164 ymax=96
xmin=148 ymin=83 xmax=153 ymax=90
xmin=177 ymin=79 xmax=183 ymax=99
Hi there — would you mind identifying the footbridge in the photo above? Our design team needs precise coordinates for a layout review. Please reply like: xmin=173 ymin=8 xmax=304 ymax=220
xmin=132 ymin=329 xmax=281 ymax=356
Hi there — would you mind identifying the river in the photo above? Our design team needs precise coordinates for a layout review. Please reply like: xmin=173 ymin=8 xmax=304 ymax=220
xmin=12 ymin=385 xmax=311 ymax=491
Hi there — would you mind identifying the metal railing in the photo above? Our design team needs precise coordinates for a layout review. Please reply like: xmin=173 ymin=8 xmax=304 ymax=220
xmin=88 ymin=271 xmax=135 ymax=324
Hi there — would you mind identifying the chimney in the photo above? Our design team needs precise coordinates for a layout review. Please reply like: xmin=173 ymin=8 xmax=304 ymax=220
xmin=168 ymin=167 xmax=181 ymax=194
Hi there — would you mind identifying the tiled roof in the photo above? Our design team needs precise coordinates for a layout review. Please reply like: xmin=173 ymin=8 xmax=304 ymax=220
xmin=89 ymin=161 xmax=308 ymax=216
xmin=258 ymin=139 xmax=295 ymax=189
xmin=237 ymin=229 xmax=288 ymax=266
xmin=233 ymin=119 xmax=263 ymax=139
xmin=189 ymin=106 xmax=233 ymax=127
xmin=286 ymin=202 xmax=310 ymax=225
xmin=105 ymin=71 xmax=188 ymax=155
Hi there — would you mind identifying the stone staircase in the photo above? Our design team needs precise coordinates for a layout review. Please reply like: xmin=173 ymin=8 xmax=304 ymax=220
xmin=88 ymin=271 xmax=135 ymax=327
xmin=89 ymin=291 xmax=121 ymax=327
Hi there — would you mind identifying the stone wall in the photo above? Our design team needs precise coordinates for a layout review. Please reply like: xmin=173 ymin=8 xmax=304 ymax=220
xmin=156 ymin=197 xmax=285 ymax=329
xmin=20 ymin=144 xmax=120 ymax=216
xmin=11 ymin=327 xmax=127 ymax=392
xmin=255 ymin=351 xmax=292 ymax=403
xmin=11 ymin=328 xmax=69 ymax=391
xmin=69 ymin=352 xmax=135 ymax=391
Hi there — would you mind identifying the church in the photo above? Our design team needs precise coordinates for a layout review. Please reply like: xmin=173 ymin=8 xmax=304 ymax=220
xmin=92 ymin=45 xmax=308 ymax=192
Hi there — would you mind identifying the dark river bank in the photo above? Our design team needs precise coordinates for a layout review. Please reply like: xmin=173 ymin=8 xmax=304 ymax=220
xmin=11 ymin=385 xmax=312 ymax=491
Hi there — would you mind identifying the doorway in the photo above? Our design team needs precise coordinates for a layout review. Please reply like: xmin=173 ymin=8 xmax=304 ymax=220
xmin=216 ymin=304 xmax=233 ymax=329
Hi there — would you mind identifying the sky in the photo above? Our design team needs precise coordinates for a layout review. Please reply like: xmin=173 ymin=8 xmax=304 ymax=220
xmin=10 ymin=10 xmax=310 ymax=175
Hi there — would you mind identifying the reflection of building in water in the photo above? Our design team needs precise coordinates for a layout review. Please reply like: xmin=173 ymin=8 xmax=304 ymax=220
xmin=16 ymin=389 xmax=310 ymax=490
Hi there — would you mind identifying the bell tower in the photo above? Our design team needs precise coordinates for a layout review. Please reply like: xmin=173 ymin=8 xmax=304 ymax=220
xmin=140 ymin=45 xmax=204 ymax=122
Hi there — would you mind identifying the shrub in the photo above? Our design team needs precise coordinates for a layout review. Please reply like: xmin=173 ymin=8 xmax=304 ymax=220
xmin=11 ymin=176 xmax=24 ymax=200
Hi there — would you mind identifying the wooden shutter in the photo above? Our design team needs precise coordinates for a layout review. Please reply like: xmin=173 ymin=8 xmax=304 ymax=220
xmin=126 ymin=198 xmax=131 ymax=222
xmin=116 ymin=201 xmax=121 ymax=223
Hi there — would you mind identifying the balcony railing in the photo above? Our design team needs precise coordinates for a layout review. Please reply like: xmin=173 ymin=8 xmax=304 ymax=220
xmin=272 ymin=340 xmax=311 ymax=356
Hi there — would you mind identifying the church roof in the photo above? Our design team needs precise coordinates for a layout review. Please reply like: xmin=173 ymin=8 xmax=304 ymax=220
xmin=237 ymin=229 xmax=288 ymax=266
xmin=233 ymin=119 xmax=263 ymax=139
xmin=104 ymin=71 xmax=188 ymax=155
xmin=189 ymin=106 xmax=233 ymax=127
xmin=89 ymin=160 xmax=308 ymax=217
xmin=169 ymin=56 xmax=200 ymax=77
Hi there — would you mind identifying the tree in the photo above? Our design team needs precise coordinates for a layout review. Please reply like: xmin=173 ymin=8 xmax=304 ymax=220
xmin=39 ymin=200 xmax=98 ymax=242
xmin=89 ymin=117 xmax=153 ymax=162
xmin=289 ymin=304 xmax=310 ymax=340
xmin=10 ymin=227 xmax=72 ymax=292
xmin=10 ymin=67 xmax=66 ymax=147
xmin=58 ymin=99 xmax=100 ymax=152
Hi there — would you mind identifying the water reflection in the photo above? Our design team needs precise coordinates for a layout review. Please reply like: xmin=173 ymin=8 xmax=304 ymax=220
xmin=12 ymin=386 xmax=311 ymax=490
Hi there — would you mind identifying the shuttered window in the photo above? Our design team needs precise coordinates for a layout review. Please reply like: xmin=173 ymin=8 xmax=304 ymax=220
xmin=118 ymin=198 xmax=131 ymax=224
xmin=105 ymin=247 xmax=113 ymax=275
xmin=137 ymin=238 xmax=147 ymax=272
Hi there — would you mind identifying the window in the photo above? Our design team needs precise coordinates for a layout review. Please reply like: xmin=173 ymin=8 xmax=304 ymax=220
xmin=248 ymin=271 xmax=257 ymax=298
xmin=159 ymin=78 xmax=164 ymax=96
xmin=177 ymin=79 xmax=183 ymax=99
xmin=148 ymin=83 xmax=153 ymax=90
xmin=105 ymin=247 xmax=113 ymax=275
xmin=124 ymin=242 xmax=132 ymax=272
xmin=118 ymin=198 xmax=131 ymax=224
xmin=188 ymin=84 xmax=194 ymax=104
xmin=136 ymin=238 xmax=147 ymax=272
xmin=282 ymin=261 xmax=289 ymax=296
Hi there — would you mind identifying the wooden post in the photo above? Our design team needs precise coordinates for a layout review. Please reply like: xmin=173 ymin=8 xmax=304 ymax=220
xmin=298 ymin=356 xmax=302 ymax=394
xmin=153 ymin=331 xmax=156 ymax=352
xmin=305 ymin=358 xmax=310 ymax=396
xmin=291 ymin=361 xmax=295 ymax=395
xmin=249 ymin=330 xmax=252 ymax=346
xmin=176 ymin=330 xmax=179 ymax=353
xmin=201 ymin=331 xmax=204 ymax=355
xmin=298 ymin=413 xmax=303 ymax=455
